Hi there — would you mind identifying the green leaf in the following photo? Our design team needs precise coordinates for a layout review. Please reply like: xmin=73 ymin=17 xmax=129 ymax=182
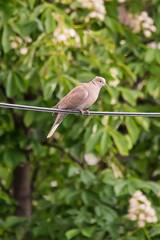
xmin=30 ymin=4 xmax=46 ymax=20
xmin=114 ymin=180 xmax=127 ymax=196
xmin=28 ymin=0 xmax=36 ymax=9
xmin=23 ymin=21 xmax=37 ymax=36
xmin=3 ymin=150 xmax=26 ymax=168
xmin=65 ymin=190 xmax=80 ymax=205
xmin=150 ymin=227 xmax=160 ymax=237
xmin=81 ymin=226 xmax=95 ymax=238
xmin=95 ymin=205 xmax=118 ymax=223
xmin=104 ymin=16 xmax=124 ymax=35
xmin=2 ymin=24 xmax=10 ymax=53
xmin=134 ymin=117 xmax=150 ymax=131
xmin=9 ymin=22 xmax=23 ymax=37
xmin=24 ymin=111 xmax=34 ymax=127
xmin=4 ymin=216 xmax=27 ymax=228
xmin=121 ymin=90 xmax=136 ymax=106
xmin=15 ymin=73 xmax=28 ymax=93
xmin=43 ymin=81 xmax=57 ymax=100
xmin=104 ymin=73 xmax=115 ymax=81
xmin=125 ymin=134 xmax=133 ymax=150
xmin=147 ymin=181 xmax=160 ymax=194
xmin=100 ymin=169 xmax=116 ymax=185
xmin=80 ymin=170 xmax=95 ymax=185
xmin=150 ymin=65 xmax=160 ymax=76
xmin=81 ymin=191 xmax=99 ymax=206
xmin=155 ymin=49 xmax=160 ymax=64
xmin=127 ymin=179 xmax=154 ymax=194
xmin=65 ymin=229 xmax=80 ymax=239
xmin=6 ymin=71 xmax=17 ymax=98
xmin=85 ymin=129 xmax=102 ymax=153
xmin=77 ymin=72 xmax=95 ymax=82
xmin=68 ymin=166 xmax=80 ymax=177
xmin=147 ymin=78 xmax=160 ymax=99
xmin=109 ymin=129 xmax=129 ymax=156
xmin=100 ymin=131 xmax=110 ymax=156
xmin=125 ymin=117 xmax=140 ymax=144
xmin=33 ymin=225 xmax=47 ymax=237
xmin=104 ymin=16 xmax=115 ymax=30
xmin=120 ymin=88 xmax=143 ymax=107
xmin=119 ymin=63 xmax=136 ymax=81
xmin=45 ymin=9 xmax=56 ymax=33
xmin=107 ymin=87 xmax=120 ymax=101
xmin=144 ymin=49 xmax=155 ymax=63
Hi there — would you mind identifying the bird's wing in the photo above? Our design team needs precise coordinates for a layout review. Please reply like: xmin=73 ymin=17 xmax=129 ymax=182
xmin=58 ymin=85 xmax=88 ymax=109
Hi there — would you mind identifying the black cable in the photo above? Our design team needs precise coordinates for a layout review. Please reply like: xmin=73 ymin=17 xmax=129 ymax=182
xmin=0 ymin=102 xmax=160 ymax=117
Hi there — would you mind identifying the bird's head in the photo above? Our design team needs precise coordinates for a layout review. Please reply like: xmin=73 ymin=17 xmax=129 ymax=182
xmin=92 ymin=76 xmax=108 ymax=88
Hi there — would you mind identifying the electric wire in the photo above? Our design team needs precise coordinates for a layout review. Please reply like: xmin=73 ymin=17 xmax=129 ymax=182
xmin=0 ymin=103 xmax=160 ymax=117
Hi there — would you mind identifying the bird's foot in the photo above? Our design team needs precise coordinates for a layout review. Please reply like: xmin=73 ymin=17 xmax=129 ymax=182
xmin=52 ymin=112 xmax=58 ymax=116
xmin=52 ymin=107 xmax=58 ymax=116
xmin=85 ymin=110 xmax=90 ymax=115
xmin=80 ymin=110 xmax=85 ymax=115
xmin=80 ymin=110 xmax=90 ymax=115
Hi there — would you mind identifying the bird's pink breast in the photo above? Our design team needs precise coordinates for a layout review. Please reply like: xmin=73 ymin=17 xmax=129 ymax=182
xmin=77 ymin=83 xmax=99 ymax=110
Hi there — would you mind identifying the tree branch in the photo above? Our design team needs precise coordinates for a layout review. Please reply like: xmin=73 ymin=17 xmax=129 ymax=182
xmin=44 ymin=141 xmax=84 ymax=168
xmin=31 ymin=164 xmax=40 ymax=192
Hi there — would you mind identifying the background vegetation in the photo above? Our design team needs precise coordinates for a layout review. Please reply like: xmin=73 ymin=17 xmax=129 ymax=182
xmin=0 ymin=0 xmax=160 ymax=239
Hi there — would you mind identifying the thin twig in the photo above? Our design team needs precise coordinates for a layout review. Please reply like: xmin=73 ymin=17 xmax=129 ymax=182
xmin=31 ymin=164 xmax=40 ymax=192
xmin=0 ymin=179 xmax=13 ymax=198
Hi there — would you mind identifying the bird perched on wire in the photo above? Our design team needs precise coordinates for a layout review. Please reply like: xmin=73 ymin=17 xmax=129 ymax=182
xmin=47 ymin=76 xmax=108 ymax=138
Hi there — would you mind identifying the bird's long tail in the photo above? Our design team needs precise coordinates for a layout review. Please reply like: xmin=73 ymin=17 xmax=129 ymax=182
xmin=47 ymin=113 xmax=67 ymax=138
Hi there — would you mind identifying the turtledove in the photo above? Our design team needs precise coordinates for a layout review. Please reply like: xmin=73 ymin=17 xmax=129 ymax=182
xmin=47 ymin=76 xmax=108 ymax=138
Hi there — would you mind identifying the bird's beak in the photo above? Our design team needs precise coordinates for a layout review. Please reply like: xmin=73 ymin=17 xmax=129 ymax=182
xmin=104 ymin=83 xmax=108 ymax=87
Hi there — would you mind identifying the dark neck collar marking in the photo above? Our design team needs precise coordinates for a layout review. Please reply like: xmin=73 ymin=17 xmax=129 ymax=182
xmin=92 ymin=81 xmax=96 ymax=85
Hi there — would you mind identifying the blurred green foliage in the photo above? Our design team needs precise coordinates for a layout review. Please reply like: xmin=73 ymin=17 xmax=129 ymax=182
xmin=0 ymin=0 xmax=160 ymax=239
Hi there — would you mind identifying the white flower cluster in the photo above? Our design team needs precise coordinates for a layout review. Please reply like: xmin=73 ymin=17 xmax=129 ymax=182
xmin=117 ymin=0 xmax=126 ymax=3
xmin=130 ymin=11 xmax=156 ymax=37
xmin=109 ymin=67 xmax=119 ymax=105
xmin=128 ymin=190 xmax=158 ymax=228
xmin=109 ymin=68 xmax=120 ymax=87
xmin=51 ymin=12 xmax=80 ymax=46
xmin=20 ymin=47 xmax=28 ymax=55
xmin=84 ymin=153 xmax=100 ymax=165
xmin=105 ymin=0 xmax=125 ymax=2
xmin=9 ymin=36 xmax=32 ymax=55
xmin=120 ymin=39 xmax=126 ymax=45
xmin=50 ymin=180 xmax=58 ymax=187
xmin=148 ymin=41 xmax=160 ymax=49
xmin=77 ymin=0 xmax=106 ymax=21
xmin=52 ymin=27 xmax=80 ymax=46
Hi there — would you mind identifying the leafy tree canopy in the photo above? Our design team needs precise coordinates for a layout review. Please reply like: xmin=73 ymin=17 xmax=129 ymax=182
xmin=0 ymin=0 xmax=160 ymax=239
